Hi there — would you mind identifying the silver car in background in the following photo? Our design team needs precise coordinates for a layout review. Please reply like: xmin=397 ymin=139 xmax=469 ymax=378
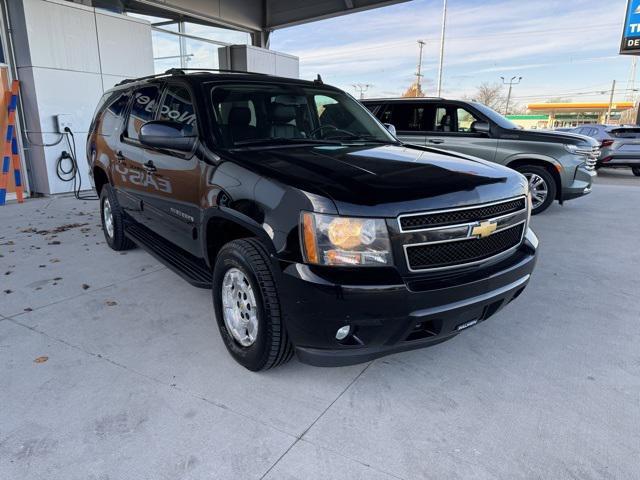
xmin=571 ymin=125 xmax=640 ymax=176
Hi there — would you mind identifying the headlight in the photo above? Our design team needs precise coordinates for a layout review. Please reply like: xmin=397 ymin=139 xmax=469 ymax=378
xmin=564 ymin=144 xmax=579 ymax=154
xmin=300 ymin=212 xmax=392 ymax=266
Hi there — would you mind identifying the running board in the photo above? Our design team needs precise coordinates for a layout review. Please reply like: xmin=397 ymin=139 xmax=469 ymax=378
xmin=125 ymin=223 xmax=212 ymax=288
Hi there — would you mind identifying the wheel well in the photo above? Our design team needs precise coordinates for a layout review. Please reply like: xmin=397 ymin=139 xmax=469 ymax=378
xmin=206 ymin=217 xmax=256 ymax=266
xmin=93 ymin=167 xmax=109 ymax=196
xmin=507 ymin=159 xmax=562 ymax=200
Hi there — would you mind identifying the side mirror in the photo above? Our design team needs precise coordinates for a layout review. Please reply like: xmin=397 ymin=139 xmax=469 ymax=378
xmin=384 ymin=123 xmax=397 ymax=136
xmin=139 ymin=120 xmax=196 ymax=152
xmin=471 ymin=121 xmax=491 ymax=134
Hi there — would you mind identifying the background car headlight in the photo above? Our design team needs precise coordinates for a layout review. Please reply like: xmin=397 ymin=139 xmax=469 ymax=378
xmin=301 ymin=212 xmax=392 ymax=266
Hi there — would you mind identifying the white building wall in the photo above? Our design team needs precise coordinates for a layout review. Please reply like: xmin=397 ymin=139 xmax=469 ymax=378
xmin=8 ymin=0 xmax=153 ymax=194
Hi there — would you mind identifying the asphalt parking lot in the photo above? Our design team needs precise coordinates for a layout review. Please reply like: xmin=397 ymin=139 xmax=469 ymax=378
xmin=1 ymin=170 xmax=639 ymax=480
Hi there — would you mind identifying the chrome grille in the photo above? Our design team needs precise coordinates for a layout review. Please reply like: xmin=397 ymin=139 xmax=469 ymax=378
xmin=576 ymin=146 xmax=600 ymax=171
xmin=399 ymin=196 xmax=528 ymax=272
xmin=406 ymin=223 xmax=525 ymax=270
xmin=399 ymin=198 xmax=526 ymax=231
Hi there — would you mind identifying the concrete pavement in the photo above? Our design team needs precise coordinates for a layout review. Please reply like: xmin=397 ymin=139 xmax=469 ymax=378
xmin=1 ymin=171 xmax=639 ymax=479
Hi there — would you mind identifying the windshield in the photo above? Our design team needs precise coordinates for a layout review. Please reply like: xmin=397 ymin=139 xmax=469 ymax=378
xmin=471 ymin=102 xmax=521 ymax=130
xmin=209 ymin=83 xmax=397 ymax=148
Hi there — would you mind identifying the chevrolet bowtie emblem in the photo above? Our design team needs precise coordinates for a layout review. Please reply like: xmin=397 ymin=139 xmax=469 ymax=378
xmin=472 ymin=221 xmax=498 ymax=238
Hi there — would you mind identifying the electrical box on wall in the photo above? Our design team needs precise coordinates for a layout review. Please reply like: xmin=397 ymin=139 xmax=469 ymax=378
xmin=55 ymin=114 xmax=74 ymax=133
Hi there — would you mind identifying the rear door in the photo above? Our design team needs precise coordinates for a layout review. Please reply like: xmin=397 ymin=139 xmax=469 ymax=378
xmin=377 ymin=102 xmax=427 ymax=144
xmin=119 ymin=83 xmax=163 ymax=226
xmin=141 ymin=82 xmax=202 ymax=254
xmin=424 ymin=103 xmax=499 ymax=162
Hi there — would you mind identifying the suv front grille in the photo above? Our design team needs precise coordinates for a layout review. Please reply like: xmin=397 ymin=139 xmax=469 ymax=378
xmin=399 ymin=198 xmax=526 ymax=231
xmin=406 ymin=223 xmax=525 ymax=271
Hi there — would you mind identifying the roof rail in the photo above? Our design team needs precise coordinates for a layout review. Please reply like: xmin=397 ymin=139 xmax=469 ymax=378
xmin=115 ymin=68 xmax=269 ymax=86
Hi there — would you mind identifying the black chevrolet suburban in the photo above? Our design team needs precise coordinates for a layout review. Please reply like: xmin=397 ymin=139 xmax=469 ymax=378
xmin=87 ymin=69 xmax=538 ymax=371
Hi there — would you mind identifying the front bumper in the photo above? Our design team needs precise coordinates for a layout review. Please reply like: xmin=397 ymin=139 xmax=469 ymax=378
xmin=562 ymin=164 xmax=596 ymax=201
xmin=277 ymin=228 xmax=538 ymax=367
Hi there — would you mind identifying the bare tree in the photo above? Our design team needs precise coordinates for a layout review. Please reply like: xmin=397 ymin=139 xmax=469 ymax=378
xmin=466 ymin=82 xmax=506 ymax=111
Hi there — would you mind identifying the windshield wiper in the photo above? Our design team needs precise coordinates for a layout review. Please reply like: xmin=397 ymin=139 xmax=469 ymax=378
xmin=231 ymin=137 xmax=343 ymax=147
xmin=328 ymin=134 xmax=400 ymax=144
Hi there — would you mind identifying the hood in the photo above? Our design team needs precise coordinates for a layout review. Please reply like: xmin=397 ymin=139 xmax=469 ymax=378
xmin=507 ymin=129 xmax=598 ymax=146
xmin=226 ymin=144 xmax=527 ymax=217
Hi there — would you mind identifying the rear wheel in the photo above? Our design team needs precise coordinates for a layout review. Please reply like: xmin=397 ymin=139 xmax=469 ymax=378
xmin=100 ymin=184 xmax=135 ymax=251
xmin=632 ymin=167 xmax=640 ymax=177
xmin=212 ymin=239 xmax=293 ymax=371
xmin=515 ymin=165 xmax=557 ymax=215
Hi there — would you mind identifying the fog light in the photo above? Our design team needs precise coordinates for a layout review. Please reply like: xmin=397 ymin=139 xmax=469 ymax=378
xmin=335 ymin=325 xmax=351 ymax=340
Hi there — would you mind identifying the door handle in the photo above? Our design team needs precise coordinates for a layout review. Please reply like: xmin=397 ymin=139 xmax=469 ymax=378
xmin=428 ymin=139 xmax=445 ymax=144
xmin=143 ymin=160 xmax=157 ymax=173
xmin=115 ymin=151 xmax=125 ymax=163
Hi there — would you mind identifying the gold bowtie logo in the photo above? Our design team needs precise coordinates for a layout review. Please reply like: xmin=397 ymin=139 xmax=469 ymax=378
xmin=472 ymin=221 xmax=498 ymax=238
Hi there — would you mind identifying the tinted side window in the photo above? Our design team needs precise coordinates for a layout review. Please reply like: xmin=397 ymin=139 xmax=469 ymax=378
xmin=158 ymin=85 xmax=197 ymax=136
xmin=383 ymin=103 xmax=426 ymax=131
xmin=99 ymin=91 xmax=130 ymax=137
xmin=455 ymin=107 xmax=480 ymax=133
xmin=125 ymin=85 xmax=161 ymax=141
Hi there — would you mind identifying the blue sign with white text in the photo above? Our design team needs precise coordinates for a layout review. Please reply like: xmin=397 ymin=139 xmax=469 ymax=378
xmin=621 ymin=0 xmax=640 ymax=54
xmin=626 ymin=0 xmax=640 ymax=37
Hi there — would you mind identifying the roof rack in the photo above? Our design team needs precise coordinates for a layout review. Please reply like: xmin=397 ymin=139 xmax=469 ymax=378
xmin=115 ymin=68 xmax=268 ymax=86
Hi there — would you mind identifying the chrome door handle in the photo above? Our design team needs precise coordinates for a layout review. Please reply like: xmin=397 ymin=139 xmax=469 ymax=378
xmin=428 ymin=139 xmax=444 ymax=144
xmin=143 ymin=160 xmax=156 ymax=173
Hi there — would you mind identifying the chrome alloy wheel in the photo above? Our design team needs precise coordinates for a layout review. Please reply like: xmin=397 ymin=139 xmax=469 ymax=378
xmin=103 ymin=198 xmax=114 ymax=239
xmin=524 ymin=173 xmax=549 ymax=209
xmin=221 ymin=268 xmax=259 ymax=347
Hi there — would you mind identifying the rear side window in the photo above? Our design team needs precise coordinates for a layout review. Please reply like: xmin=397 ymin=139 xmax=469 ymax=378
xmin=99 ymin=91 xmax=130 ymax=137
xmin=124 ymin=85 xmax=161 ymax=141
xmin=609 ymin=127 xmax=640 ymax=138
xmin=158 ymin=84 xmax=197 ymax=136
xmin=381 ymin=103 xmax=426 ymax=131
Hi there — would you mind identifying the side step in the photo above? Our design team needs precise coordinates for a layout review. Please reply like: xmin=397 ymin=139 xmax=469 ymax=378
xmin=125 ymin=223 xmax=212 ymax=288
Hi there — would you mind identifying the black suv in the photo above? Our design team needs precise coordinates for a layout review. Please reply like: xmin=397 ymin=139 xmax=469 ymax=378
xmin=87 ymin=69 xmax=538 ymax=371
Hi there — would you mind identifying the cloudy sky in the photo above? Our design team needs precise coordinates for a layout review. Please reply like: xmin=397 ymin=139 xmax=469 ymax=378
xmin=270 ymin=0 xmax=634 ymax=106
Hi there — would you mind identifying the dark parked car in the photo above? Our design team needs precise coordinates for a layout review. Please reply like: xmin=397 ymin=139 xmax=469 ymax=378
xmin=363 ymin=98 xmax=599 ymax=214
xmin=87 ymin=69 xmax=537 ymax=371
xmin=570 ymin=124 xmax=640 ymax=176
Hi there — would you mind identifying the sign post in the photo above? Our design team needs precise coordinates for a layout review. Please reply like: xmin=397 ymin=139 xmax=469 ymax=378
xmin=621 ymin=0 xmax=640 ymax=55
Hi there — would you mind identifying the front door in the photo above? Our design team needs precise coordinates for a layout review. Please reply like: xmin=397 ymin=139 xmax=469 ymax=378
xmin=140 ymin=83 xmax=201 ymax=255
xmin=424 ymin=104 xmax=499 ymax=162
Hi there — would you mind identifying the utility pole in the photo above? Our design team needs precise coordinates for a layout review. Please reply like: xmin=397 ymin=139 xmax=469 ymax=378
xmin=352 ymin=83 xmax=372 ymax=99
xmin=436 ymin=0 xmax=447 ymax=96
xmin=501 ymin=76 xmax=522 ymax=115
xmin=415 ymin=40 xmax=426 ymax=94
xmin=605 ymin=79 xmax=616 ymax=124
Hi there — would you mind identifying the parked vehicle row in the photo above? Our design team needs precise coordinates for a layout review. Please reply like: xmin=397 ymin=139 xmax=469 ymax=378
xmin=362 ymin=98 xmax=599 ymax=214
xmin=566 ymin=124 xmax=640 ymax=176
xmin=88 ymin=70 xmax=539 ymax=370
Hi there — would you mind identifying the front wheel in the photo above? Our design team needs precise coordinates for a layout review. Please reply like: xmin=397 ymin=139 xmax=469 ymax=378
xmin=632 ymin=167 xmax=640 ymax=177
xmin=212 ymin=239 xmax=293 ymax=371
xmin=515 ymin=165 xmax=557 ymax=215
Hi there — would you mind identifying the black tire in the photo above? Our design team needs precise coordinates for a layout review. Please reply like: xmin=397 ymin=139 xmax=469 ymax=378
xmin=515 ymin=165 xmax=557 ymax=215
xmin=632 ymin=167 xmax=640 ymax=177
xmin=212 ymin=238 xmax=293 ymax=371
xmin=100 ymin=184 xmax=135 ymax=251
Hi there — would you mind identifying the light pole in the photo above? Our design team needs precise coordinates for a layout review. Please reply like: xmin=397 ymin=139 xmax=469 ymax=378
xmin=352 ymin=83 xmax=372 ymax=99
xmin=501 ymin=76 xmax=522 ymax=115
xmin=436 ymin=0 xmax=447 ymax=96
xmin=415 ymin=40 xmax=426 ymax=94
